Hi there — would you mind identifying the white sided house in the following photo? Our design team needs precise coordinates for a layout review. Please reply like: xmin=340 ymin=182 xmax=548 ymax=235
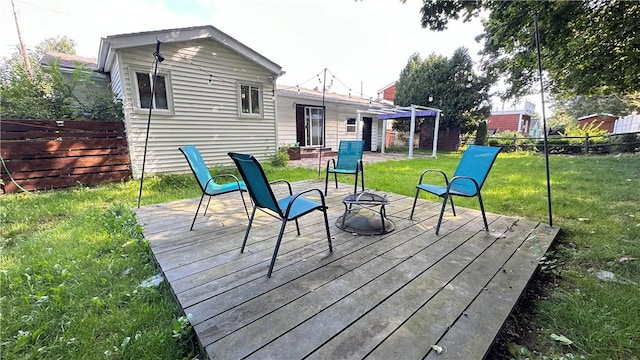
xmin=97 ymin=25 xmax=284 ymax=178
xmin=276 ymin=86 xmax=387 ymax=154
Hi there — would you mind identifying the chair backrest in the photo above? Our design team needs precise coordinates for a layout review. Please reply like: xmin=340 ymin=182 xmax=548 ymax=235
xmin=228 ymin=152 xmax=281 ymax=215
xmin=336 ymin=140 xmax=364 ymax=171
xmin=451 ymin=145 xmax=501 ymax=195
xmin=179 ymin=145 xmax=215 ymax=192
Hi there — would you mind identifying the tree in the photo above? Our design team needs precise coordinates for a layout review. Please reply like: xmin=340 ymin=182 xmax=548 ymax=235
xmin=394 ymin=48 xmax=491 ymax=134
xmin=35 ymin=36 xmax=77 ymax=57
xmin=410 ymin=0 xmax=640 ymax=99
xmin=553 ymin=94 xmax=637 ymax=119
xmin=0 ymin=36 xmax=123 ymax=120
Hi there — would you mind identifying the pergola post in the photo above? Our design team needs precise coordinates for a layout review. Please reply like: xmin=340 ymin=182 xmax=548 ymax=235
xmin=432 ymin=111 xmax=440 ymax=157
xmin=408 ymin=105 xmax=416 ymax=159
xmin=381 ymin=119 xmax=387 ymax=154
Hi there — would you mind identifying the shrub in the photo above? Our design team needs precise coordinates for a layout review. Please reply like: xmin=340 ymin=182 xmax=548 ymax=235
xmin=474 ymin=120 xmax=488 ymax=145
xmin=0 ymin=57 xmax=123 ymax=120
xmin=269 ymin=146 xmax=290 ymax=167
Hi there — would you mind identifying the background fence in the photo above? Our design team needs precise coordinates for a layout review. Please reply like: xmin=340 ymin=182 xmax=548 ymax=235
xmin=467 ymin=131 xmax=640 ymax=154
xmin=1 ymin=119 xmax=132 ymax=194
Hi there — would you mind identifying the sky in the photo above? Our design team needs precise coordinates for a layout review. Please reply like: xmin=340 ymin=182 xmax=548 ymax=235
xmin=1 ymin=0 xmax=543 ymax=112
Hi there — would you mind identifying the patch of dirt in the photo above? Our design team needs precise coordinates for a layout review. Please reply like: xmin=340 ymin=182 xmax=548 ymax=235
xmin=486 ymin=239 xmax=565 ymax=359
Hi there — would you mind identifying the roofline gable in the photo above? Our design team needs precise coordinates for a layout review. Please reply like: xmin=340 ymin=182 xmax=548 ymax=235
xmin=97 ymin=25 xmax=283 ymax=76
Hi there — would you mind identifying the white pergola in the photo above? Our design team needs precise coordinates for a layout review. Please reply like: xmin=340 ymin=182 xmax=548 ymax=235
xmin=356 ymin=104 xmax=442 ymax=158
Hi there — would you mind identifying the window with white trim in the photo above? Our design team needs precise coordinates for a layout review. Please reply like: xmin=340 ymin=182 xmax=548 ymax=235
xmin=134 ymin=71 xmax=171 ymax=111
xmin=239 ymin=84 xmax=262 ymax=116
xmin=346 ymin=117 xmax=356 ymax=133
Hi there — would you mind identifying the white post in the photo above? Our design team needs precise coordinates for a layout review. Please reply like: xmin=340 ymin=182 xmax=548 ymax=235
xmin=432 ymin=111 xmax=440 ymax=157
xmin=381 ymin=119 xmax=386 ymax=154
xmin=356 ymin=110 xmax=362 ymax=140
xmin=408 ymin=105 xmax=416 ymax=159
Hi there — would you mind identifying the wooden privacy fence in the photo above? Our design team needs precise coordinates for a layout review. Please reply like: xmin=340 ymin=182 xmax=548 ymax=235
xmin=1 ymin=119 xmax=132 ymax=194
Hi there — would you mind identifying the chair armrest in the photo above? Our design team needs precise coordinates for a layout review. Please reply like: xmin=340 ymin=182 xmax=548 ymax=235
xmin=208 ymin=173 xmax=244 ymax=190
xmin=326 ymin=158 xmax=336 ymax=170
xmin=417 ymin=169 xmax=449 ymax=186
xmin=448 ymin=175 xmax=481 ymax=195
xmin=212 ymin=173 xmax=242 ymax=183
xmin=269 ymin=179 xmax=293 ymax=195
xmin=283 ymin=188 xmax=328 ymax=215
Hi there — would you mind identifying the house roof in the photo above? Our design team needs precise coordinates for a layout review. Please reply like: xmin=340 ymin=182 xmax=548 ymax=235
xmin=41 ymin=52 xmax=98 ymax=70
xmin=276 ymin=85 xmax=385 ymax=107
xmin=376 ymin=81 xmax=396 ymax=93
xmin=97 ymin=25 xmax=283 ymax=76
xmin=577 ymin=113 xmax=617 ymax=121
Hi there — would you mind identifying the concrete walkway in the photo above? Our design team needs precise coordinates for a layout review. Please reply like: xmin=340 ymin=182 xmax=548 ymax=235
xmin=288 ymin=152 xmax=431 ymax=169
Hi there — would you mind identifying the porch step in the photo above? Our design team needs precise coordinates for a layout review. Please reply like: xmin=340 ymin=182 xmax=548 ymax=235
xmin=298 ymin=147 xmax=337 ymax=159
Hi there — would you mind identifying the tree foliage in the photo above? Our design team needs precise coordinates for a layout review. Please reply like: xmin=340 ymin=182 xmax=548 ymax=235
xmin=0 ymin=38 xmax=123 ymax=120
xmin=393 ymin=47 xmax=491 ymax=134
xmin=552 ymin=94 xmax=637 ymax=120
xmin=412 ymin=0 xmax=640 ymax=99
xmin=35 ymin=36 xmax=77 ymax=57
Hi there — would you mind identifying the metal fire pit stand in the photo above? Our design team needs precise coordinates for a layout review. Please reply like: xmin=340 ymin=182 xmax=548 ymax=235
xmin=336 ymin=192 xmax=395 ymax=235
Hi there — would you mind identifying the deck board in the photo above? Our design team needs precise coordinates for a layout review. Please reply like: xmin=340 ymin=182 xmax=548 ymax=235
xmin=134 ymin=179 xmax=558 ymax=360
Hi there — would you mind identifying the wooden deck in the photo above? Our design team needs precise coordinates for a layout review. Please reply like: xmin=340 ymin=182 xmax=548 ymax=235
xmin=134 ymin=180 xmax=559 ymax=360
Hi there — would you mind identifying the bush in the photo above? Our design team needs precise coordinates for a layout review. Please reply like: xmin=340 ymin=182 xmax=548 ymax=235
xmin=474 ymin=120 xmax=488 ymax=145
xmin=0 ymin=57 xmax=123 ymax=120
xmin=269 ymin=146 xmax=290 ymax=167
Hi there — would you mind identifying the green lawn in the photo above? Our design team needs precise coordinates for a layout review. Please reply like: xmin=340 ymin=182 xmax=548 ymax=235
xmin=1 ymin=152 xmax=638 ymax=359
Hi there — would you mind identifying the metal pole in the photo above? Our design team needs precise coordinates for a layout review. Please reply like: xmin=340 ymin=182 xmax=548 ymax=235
xmin=137 ymin=40 xmax=162 ymax=208
xmin=534 ymin=14 xmax=553 ymax=227
xmin=318 ymin=68 xmax=327 ymax=177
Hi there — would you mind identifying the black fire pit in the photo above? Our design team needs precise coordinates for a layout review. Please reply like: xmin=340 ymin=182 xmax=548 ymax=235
xmin=336 ymin=192 xmax=395 ymax=235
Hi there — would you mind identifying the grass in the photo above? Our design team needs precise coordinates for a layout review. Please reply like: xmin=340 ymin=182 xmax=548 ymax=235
xmin=1 ymin=152 xmax=638 ymax=359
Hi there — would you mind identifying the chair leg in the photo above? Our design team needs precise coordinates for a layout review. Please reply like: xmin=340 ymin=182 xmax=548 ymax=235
xmin=203 ymin=196 xmax=212 ymax=216
xmin=239 ymin=190 xmax=250 ymax=220
xmin=409 ymin=189 xmax=421 ymax=220
xmin=477 ymin=193 xmax=489 ymax=231
xmin=323 ymin=208 xmax=333 ymax=252
xmin=190 ymin=193 xmax=207 ymax=231
xmin=267 ymin=220 xmax=288 ymax=278
xmin=241 ymin=207 xmax=258 ymax=253
xmin=324 ymin=170 xmax=330 ymax=196
xmin=360 ymin=168 xmax=365 ymax=193
xmin=435 ymin=194 xmax=449 ymax=235
xmin=353 ymin=171 xmax=358 ymax=194
xmin=294 ymin=219 xmax=300 ymax=235
xmin=333 ymin=172 xmax=338 ymax=189
xmin=449 ymin=196 xmax=456 ymax=216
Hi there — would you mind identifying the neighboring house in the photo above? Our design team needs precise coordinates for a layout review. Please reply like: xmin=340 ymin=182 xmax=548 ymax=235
xmin=276 ymin=86 xmax=386 ymax=152
xmin=96 ymin=25 xmax=284 ymax=178
xmin=41 ymin=52 xmax=110 ymax=104
xmin=577 ymin=113 xmax=617 ymax=133
xmin=377 ymin=82 xmax=396 ymax=105
xmin=486 ymin=109 xmax=534 ymax=134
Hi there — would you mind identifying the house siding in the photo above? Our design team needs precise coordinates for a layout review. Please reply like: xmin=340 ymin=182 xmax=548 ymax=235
xmin=114 ymin=38 xmax=277 ymax=177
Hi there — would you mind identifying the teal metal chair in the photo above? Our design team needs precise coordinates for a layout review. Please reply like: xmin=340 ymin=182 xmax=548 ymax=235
xmin=179 ymin=145 xmax=249 ymax=231
xmin=409 ymin=145 xmax=501 ymax=235
xmin=325 ymin=140 xmax=365 ymax=195
xmin=228 ymin=152 xmax=333 ymax=278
